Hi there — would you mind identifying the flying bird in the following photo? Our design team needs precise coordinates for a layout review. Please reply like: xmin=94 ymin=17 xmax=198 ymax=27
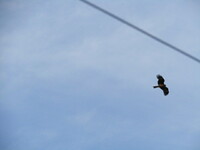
xmin=153 ymin=75 xmax=169 ymax=96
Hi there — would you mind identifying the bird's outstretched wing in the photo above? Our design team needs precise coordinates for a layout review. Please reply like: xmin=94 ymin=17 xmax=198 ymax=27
xmin=157 ymin=75 xmax=165 ymax=84
xmin=161 ymin=86 xmax=169 ymax=96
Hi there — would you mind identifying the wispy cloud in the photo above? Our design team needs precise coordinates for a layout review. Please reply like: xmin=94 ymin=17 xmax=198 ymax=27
xmin=1 ymin=1 xmax=200 ymax=150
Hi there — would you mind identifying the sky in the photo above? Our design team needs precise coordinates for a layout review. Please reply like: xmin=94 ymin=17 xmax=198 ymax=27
xmin=0 ymin=0 xmax=200 ymax=150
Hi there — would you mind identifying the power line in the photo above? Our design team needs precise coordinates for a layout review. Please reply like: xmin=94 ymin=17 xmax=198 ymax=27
xmin=80 ymin=0 xmax=200 ymax=64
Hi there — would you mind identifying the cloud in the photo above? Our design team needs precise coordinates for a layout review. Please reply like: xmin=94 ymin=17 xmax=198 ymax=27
xmin=66 ymin=111 xmax=96 ymax=125
xmin=1 ymin=1 xmax=200 ymax=150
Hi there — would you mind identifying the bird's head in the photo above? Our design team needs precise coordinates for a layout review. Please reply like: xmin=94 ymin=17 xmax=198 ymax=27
xmin=156 ymin=74 xmax=163 ymax=79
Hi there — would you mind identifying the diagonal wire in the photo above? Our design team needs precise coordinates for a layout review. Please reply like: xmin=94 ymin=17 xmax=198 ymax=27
xmin=80 ymin=0 xmax=200 ymax=64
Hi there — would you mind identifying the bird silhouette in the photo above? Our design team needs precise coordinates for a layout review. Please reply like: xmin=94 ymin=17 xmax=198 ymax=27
xmin=153 ymin=75 xmax=169 ymax=96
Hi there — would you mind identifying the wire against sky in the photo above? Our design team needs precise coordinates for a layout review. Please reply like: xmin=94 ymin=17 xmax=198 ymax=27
xmin=80 ymin=0 xmax=200 ymax=64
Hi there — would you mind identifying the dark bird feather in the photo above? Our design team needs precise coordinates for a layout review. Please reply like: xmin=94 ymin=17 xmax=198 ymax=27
xmin=153 ymin=75 xmax=169 ymax=96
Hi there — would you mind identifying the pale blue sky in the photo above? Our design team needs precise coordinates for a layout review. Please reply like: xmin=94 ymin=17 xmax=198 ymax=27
xmin=0 ymin=0 xmax=200 ymax=150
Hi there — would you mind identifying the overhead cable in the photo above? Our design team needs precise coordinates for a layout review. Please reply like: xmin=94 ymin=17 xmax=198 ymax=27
xmin=80 ymin=0 xmax=200 ymax=64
